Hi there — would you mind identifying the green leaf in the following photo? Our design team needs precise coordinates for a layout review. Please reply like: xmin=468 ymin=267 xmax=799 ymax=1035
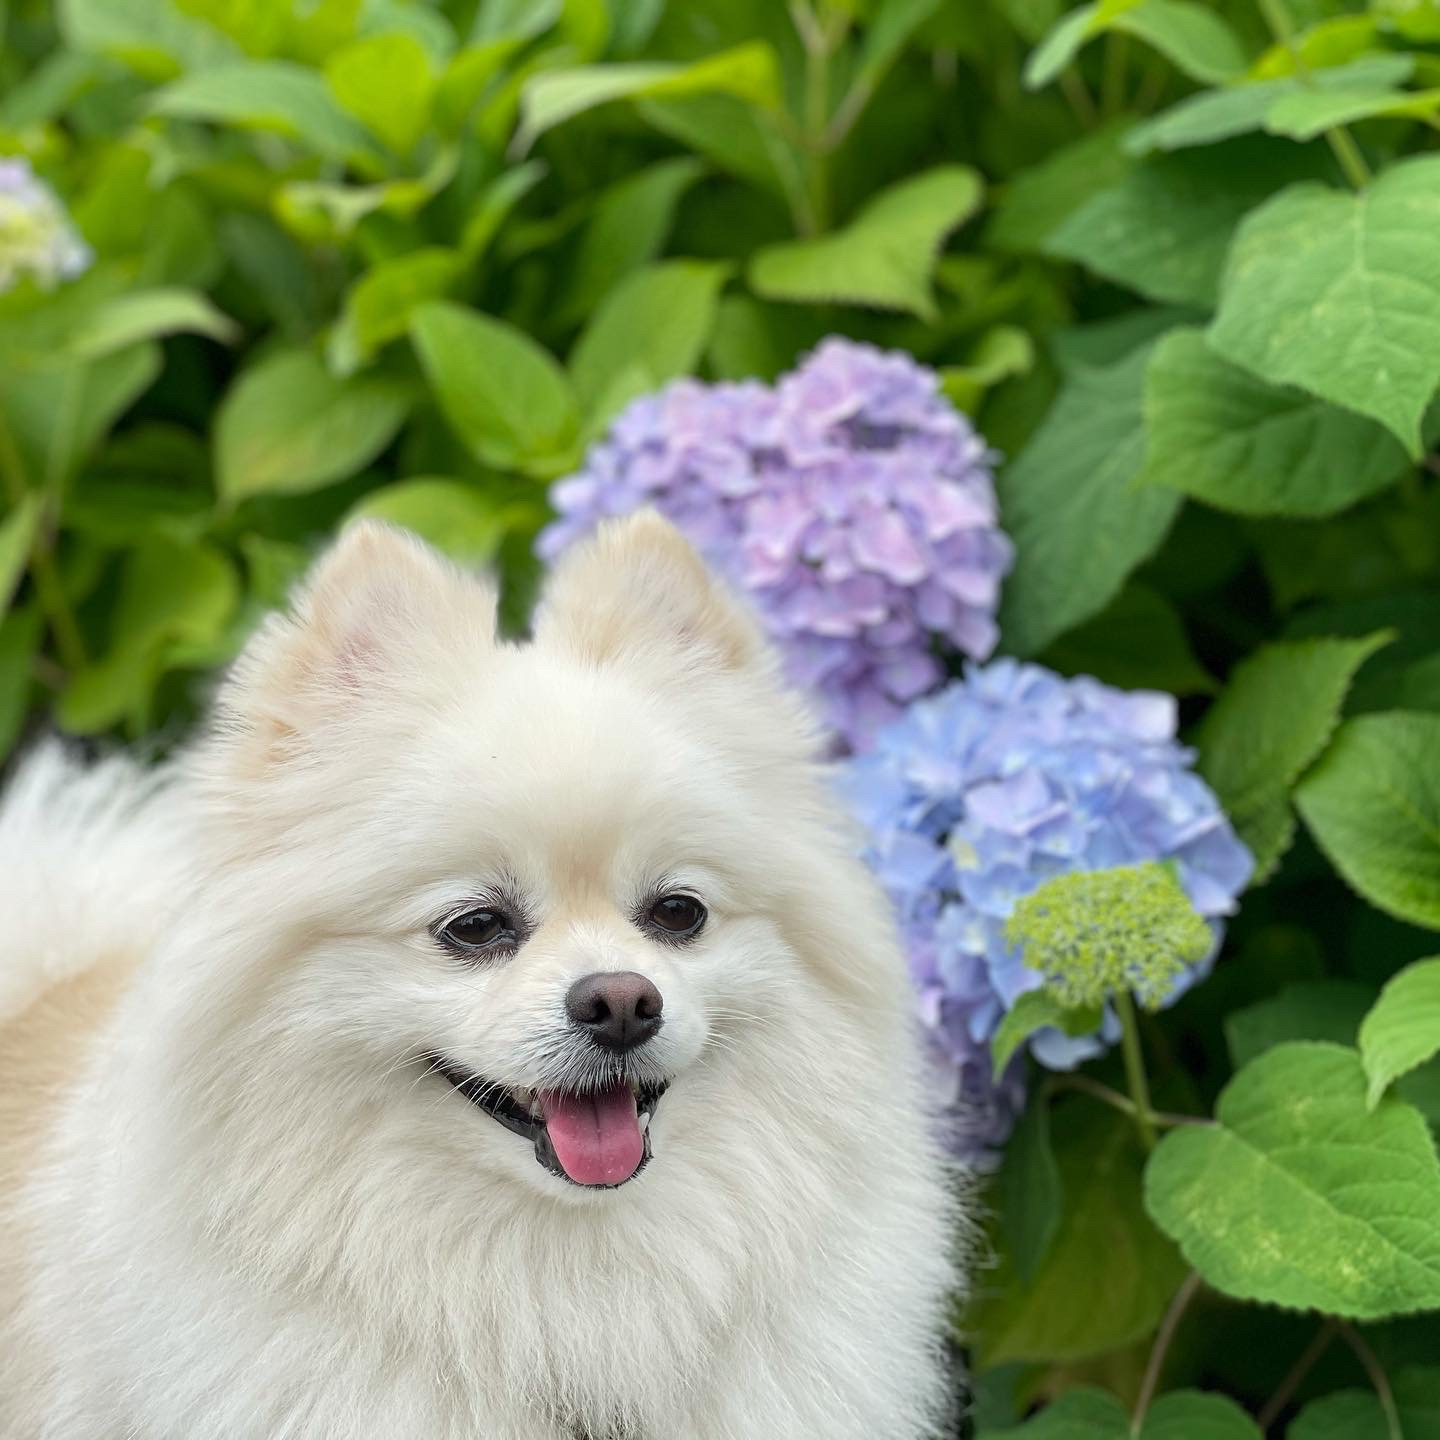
xmin=1126 ymin=56 xmax=1414 ymax=154
xmin=1360 ymin=958 xmax=1440 ymax=1108
xmin=1141 ymin=328 xmax=1412 ymax=517
xmin=151 ymin=61 xmax=378 ymax=163
xmin=1290 ymin=1367 xmax=1440 ymax=1440
xmin=1210 ymin=156 xmax=1440 ymax=457
xmin=63 ymin=288 xmax=239 ymax=360
xmin=970 ymin=1104 xmax=1187 ymax=1365
xmin=938 ymin=326 xmax=1035 ymax=414
xmin=997 ymin=342 xmax=1181 ymax=656
xmin=986 ymin=119 xmax=1134 ymax=255
xmin=1026 ymin=0 xmax=1248 ymax=90
xmin=513 ymin=42 xmax=782 ymax=152
xmin=1296 ymin=712 xmax=1440 ymax=931
xmin=637 ymin=94 xmax=788 ymax=194
xmin=411 ymin=302 xmax=579 ymax=475
xmin=58 ymin=0 xmax=238 ymax=77
xmin=0 ymin=609 xmax=41 ymax=761
xmin=997 ymin=1097 xmax=1062 ymax=1287
xmin=991 ymin=990 xmax=1104 ymax=1077
xmin=347 ymin=479 xmax=539 ymax=567
xmin=1196 ymin=632 xmax=1393 ymax=881
xmin=1266 ymin=84 xmax=1440 ymax=141
xmin=555 ymin=158 xmax=705 ymax=325
xmin=57 ymin=538 xmax=239 ymax=735
xmin=215 ymin=350 xmax=410 ymax=502
xmin=0 ymin=495 xmax=41 ymax=616
xmin=748 ymin=167 xmax=983 ymax=321
xmin=325 ymin=32 xmax=435 ymax=155
xmin=989 ymin=1387 xmax=1262 ymax=1439
xmin=1226 ymin=980 xmax=1375 ymax=1070
xmin=569 ymin=261 xmax=728 ymax=422
xmin=328 ymin=248 xmax=461 ymax=375
xmin=1145 ymin=1041 xmax=1440 ymax=1319
xmin=1040 ymin=583 xmax=1215 ymax=696
xmin=1046 ymin=141 xmax=1321 ymax=308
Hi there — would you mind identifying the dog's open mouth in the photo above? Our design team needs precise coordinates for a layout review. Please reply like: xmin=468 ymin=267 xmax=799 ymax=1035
xmin=426 ymin=1054 xmax=666 ymax=1188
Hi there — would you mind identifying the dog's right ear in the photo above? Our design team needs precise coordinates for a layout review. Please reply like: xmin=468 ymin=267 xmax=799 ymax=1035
xmin=212 ymin=521 xmax=494 ymax=775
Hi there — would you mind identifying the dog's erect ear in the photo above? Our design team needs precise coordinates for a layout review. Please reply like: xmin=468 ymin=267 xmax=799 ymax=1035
xmin=215 ymin=520 xmax=494 ymax=769
xmin=534 ymin=511 xmax=766 ymax=676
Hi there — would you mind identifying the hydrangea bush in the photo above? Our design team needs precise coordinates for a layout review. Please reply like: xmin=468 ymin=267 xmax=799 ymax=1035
xmin=842 ymin=661 xmax=1253 ymax=1159
xmin=6 ymin=0 xmax=1440 ymax=1431
xmin=540 ymin=339 xmax=1012 ymax=748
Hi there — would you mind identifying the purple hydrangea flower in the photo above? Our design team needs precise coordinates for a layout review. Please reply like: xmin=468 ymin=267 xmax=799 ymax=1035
xmin=840 ymin=659 xmax=1254 ymax=1162
xmin=539 ymin=338 xmax=1013 ymax=750
xmin=0 ymin=157 xmax=91 ymax=295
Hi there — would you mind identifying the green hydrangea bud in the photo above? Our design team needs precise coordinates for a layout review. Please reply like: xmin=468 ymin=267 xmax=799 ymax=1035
xmin=1005 ymin=862 xmax=1212 ymax=1012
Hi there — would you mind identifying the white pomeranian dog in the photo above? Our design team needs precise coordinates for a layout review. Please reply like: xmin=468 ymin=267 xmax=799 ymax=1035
xmin=0 ymin=513 xmax=957 ymax=1439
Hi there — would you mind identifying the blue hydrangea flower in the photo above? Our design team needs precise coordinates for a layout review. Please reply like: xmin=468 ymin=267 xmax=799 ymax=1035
xmin=0 ymin=157 xmax=91 ymax=295
xmin=840 ymin=659 xmax=1254 ymax=1161
xmin=539 ymin=337 xmax=1013 ymax=750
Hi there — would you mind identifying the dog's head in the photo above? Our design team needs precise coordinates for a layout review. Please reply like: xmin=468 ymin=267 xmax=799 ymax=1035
xmin=178 ymin=513 xmax=902 ymax=1208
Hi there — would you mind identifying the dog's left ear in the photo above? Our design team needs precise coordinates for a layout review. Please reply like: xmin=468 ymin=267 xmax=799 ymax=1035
xmin=534 ymin=511 xmax=767 ymax=677
xmin=214 ymin=520 xmax=494 ymax=773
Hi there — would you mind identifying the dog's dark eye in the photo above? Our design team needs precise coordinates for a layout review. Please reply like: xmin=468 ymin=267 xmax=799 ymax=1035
xmin=647 ymin=894 xmax=707 ymax=939
xmin=441 ymin=909 xmax=516 ymax=953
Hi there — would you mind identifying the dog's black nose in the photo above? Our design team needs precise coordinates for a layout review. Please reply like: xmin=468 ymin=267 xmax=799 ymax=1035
xmin=565 ymin=971 xmax=663 ymax=1052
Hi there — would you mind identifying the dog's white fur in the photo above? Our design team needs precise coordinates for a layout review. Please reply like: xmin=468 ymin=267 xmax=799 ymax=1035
xmin=1 ymin=514 xmax=957 ymax=1439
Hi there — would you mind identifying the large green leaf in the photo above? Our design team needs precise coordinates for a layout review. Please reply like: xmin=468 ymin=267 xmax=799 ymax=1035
xmin=1145 ymin=1042 xmax=1440 ymax=1319
xmin=1266 ymin=84 xmax=1440 ymax=141
xmin=57 ymin=538 xmax=239 ymax=735
xmin=1141 ymin=328 xmax=1411 ymax=517
xmin=328 ymin=249 xmax=461 ymax=375
xmin=997 ymin=343 xmax=1180 ymax=656
xmin=1226 ymin=980 xmax=1374 ymax=1070
xmin=325 ymin=32 xmax=435 ymax=155
xmin=1289 ymin=1366 xmax=1440 ymax=1439
xmin=513 ymin=42 xmax=782 ymax=151
xmin=215 ymin=350 xmax=410 ymax=502
xmin=58 ymin=0 xmax=238 ymax=77
xmin=1296 ymin=712 xmax=1440 ymax=930
xmin=969 ymin=1104 xmax=1187 ymax=1366
xmin=1126 ymin=56 xmax=1414 ymax=153
xmin=554 ymin=158 xmax=705 ymax=325
xmin=988 ymin=1387 xmax=1261 ymax=1438
xmin=411 ymin=302 xmax=579 ymax=475
xmin=62 ymin=288 xmax=238 ymax=360
xmin=569 ymin=262 xmax=728 ymax=423
xmin=1210 ymin=156 xmax=1440 ymax=457
xmin=0 ymin=495 xmax=41 ymax=616
xmin=997 ymin=1096 xmax=1062 ymax=1288
xmin=1045 ymin=142 xmax=1308 ymax=308
xmin=151 ymin=61 xmax=378 ymax=163
xmin=1026 ymin=0 xmax=1248 ymax=90
xmin=1041 ymin=582 xmax=1215 ymax=695
xmin=748 ymin=167 xmax=983 ymax=321
xmin=1196 ymin=632 xmax=1392 ymax=881
xmin=1359 ymin=958 xmax=1440 ymax=1108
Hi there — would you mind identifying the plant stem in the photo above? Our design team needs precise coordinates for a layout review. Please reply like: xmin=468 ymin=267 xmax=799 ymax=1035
xmin=789 ymin=0 xmax=844 ymax=232
xmin=1257 ymin=0 xmax=1371 ymax=189
xmin=1256 ymin=1320 xmax=1338 ymax=1433
xmin=1116 ymin=991 xmax=1158 ymax=1150
xmin=1046 ymin=1072 xmax=1196 ymax=1129
xmin=1058 ymin=68 xmax=1099 ymax=127
xmin=1132 ymin=1272 xmax=1203 ymax=1435
xmin=1339 ymin=1325 xmax=1402 ymax=1440
xmin=0 ymin=411 xmax=87 ymax=672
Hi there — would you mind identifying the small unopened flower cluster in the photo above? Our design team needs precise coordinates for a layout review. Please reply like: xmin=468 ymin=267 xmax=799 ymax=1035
xmin=539 ymin=338 xmax=1013 ymax=750
xmin=840 ymin=660 xmax=1253 ymax=1161
xmin=0 ymin=157 xmax=91 ymax=295
xmin=1006 ymin=863 xmax=1213 ymax=1013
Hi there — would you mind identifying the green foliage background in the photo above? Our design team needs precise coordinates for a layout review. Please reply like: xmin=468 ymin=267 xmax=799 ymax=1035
xmin=5 ymin=0 xmax=1440 ymax=1433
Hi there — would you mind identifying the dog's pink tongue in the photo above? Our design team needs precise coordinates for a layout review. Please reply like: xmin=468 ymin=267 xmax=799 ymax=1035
xmin=540 ymin=1085 xmax=644 ymax=1186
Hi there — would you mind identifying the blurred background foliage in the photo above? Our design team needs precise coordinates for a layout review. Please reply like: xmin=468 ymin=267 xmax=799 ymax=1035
xmin=6 ymin=0 xmax=1440 ymax=1434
